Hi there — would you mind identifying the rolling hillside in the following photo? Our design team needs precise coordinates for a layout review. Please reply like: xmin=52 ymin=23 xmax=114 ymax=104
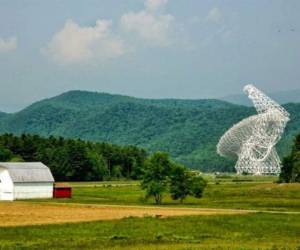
xmin=0 ymin=90 xmax=299 ymax=172
xmin=0 ymin=112 xmax=8 ymax=119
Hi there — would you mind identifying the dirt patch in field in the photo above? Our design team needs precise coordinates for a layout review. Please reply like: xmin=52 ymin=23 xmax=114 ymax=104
xmin=0 ymin=202 xmax=251 ymax=227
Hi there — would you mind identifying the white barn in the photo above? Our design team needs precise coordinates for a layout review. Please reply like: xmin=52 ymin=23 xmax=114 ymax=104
xmin=0 ymin=162 xmax=54 ymax=201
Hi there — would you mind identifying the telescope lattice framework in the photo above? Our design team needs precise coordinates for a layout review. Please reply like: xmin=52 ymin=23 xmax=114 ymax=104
xmin=217 ymin=84 xmax=290 ymax=175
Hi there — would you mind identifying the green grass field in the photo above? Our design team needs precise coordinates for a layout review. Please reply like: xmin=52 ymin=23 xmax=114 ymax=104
xmin=0 ymin=213 xmax=299 ymax=249
xmin=0 ymin=175 xmax=299 ymax=250
xmin=49 ymin=175 xmax=300 ymax=212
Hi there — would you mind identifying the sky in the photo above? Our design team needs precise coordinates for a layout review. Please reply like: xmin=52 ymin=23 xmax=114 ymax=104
xmin=0 ymin=0 xmax=299 ymax=112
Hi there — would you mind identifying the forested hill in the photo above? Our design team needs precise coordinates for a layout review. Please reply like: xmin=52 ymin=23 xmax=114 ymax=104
xmin=0 ymin=90 xmax=299 ymax=172
xmin=0 ymin=112 xmax=7 ymax=118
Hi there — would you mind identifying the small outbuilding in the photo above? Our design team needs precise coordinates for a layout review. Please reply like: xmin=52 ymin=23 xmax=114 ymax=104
xmin=0 ymin=162 xmax=54 ymax=201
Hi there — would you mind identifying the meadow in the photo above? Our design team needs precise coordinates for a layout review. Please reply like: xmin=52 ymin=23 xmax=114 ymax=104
xmin=52 ymin=175 xmax=300 ymax=212
xmin=0 ymin=175 xmax=299 ymax=250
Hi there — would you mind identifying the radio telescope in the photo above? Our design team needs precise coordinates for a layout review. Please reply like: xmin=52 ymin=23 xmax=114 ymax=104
xmin=217 ymin=84 xmax=290 ymax=175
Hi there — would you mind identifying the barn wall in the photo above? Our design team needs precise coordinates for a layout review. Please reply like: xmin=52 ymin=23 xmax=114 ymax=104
xmin=14 ymin=182 xmax=53 ymax=199
xmin=0 ymin=169 xmax=14 ymax=200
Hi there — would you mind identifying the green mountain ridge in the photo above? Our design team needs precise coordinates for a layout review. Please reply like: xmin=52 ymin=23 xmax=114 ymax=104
xmin=0 ymin=90 xmax=299 ymax=172
xmin=0 ymin=110 xmax=8 ymax=116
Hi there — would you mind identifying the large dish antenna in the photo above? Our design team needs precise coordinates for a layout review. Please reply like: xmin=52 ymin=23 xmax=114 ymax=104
xmin=217 ymin=84 xmax=290 ymax=175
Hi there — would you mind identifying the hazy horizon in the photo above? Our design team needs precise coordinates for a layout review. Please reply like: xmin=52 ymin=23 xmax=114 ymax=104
xmin=2 ymin=86 xmax=300 ymax=114
xmin=1 ymin=0 xmax=299 ymax=112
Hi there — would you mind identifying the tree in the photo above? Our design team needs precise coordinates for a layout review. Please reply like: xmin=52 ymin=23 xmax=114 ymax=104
xmin=169 ymin=164 xmax=192 ymax=203
xmin=280 ymin=156 xmax=294 ymax=183
xmin=291 ymin=152 xmax=300 ymax=182
xmin=190 ymin=174 xmax=207 ymax=198
xmin=169 ymin=165 xmax=207 ymax=203
xmin=141 ymin=152 xmax=207 ymax=204
xmin=280 ymin=134 xmax=300 ymax=183
xmin=111 ymin=165 xmax=123 ymax=179
xmin=141 ymin=152 xmax=172 ymax=204
xmin=87 ymin=151 xmax=108 ymax=181
xmin=20 ymin=134 xmax=37 ymax=161
xmin=0 ymin=146 xmax=13 ymax=161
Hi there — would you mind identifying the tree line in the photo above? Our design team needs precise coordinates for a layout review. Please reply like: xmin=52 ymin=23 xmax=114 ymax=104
xmin=0 ymin=133 xmax=208 ymax=203
xmin=0 ymin=133 xmax=147 ymax=181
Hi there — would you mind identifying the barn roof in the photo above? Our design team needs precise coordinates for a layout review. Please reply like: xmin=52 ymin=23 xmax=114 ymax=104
xmin=0 ymin=162 xmax=54 ymax=183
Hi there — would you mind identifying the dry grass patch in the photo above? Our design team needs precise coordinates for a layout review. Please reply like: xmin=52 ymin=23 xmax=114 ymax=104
xmin=0 ymin=202 xmax=252 ymax=227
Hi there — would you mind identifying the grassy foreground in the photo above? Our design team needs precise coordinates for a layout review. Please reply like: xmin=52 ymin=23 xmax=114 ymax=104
xmin=0 ymin=176 xmax=299 ymax=249
xmin=0 ymin=213 xmax=299 ymax=249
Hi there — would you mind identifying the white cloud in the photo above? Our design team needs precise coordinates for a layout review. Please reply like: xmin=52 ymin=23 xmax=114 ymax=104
xmin=206 ymin=8 xmax=223 ymax=23
xmin=43 ymin=0 xmax=179 ymax=64
xmin=43 ymin=20 xmax=124 ymax=64
xmin=0 ymin=37 xmax=17 ymax=53
xmin=120 ymin=0 xmax=174 ymax=47
xmin=145 ymin=0 xmax=168 ymax=11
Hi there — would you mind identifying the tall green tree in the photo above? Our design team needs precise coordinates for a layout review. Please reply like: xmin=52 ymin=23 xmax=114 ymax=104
xmin=290 ymin=152 xmax=300 ymax=182
xmin=280 ymin=133 xmax=300 ymax=183
xmin=141 ymin=152 xmax=172 ymax=204
xmin=189 ymin=175 xmax=207 ymax=198
xmin=87 ymin=151 xmax=108 ymax=181
xmin=169 ymin=164 xmax=192 ymax=203
xmin=141 ymin=152 xmax=207 ymax=204
xmin=169 ymin=164 xmax=207 ymax=203
xmin=280 ymin=156 xmax=294 ymax=183
xmin=0 ymin=146 xmax=13 ymax=161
